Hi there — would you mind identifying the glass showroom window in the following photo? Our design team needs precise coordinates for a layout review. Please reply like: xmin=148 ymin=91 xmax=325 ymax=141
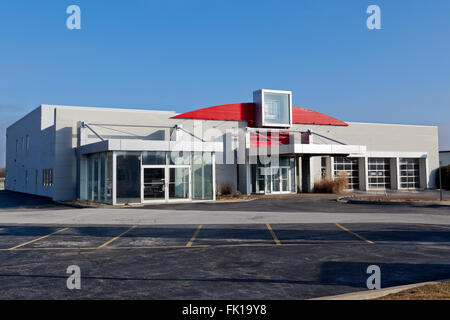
xmin=334 ymin=156 xmax=359 ymax=190
xmin=368 ymin=158 xmax=391 ymax=189
xmin=84 ymin=152 xmax=113 ymax=204
xmin=142 ymin=151 xmax=166 ymax=165
xmin=192 ymin=152 xmax=213 ymax=200
xmin=263 ymin=92 xmax=291 ymax=126
xmin=290 ymin=157 xmax=296 ymax=192
xmin=169 ymin=151 xmax=191 ymax=166
xmin=116 ymin=151 xmax=141 ymax=204
xmin=400 ymin=158 xmax=420 ymax=189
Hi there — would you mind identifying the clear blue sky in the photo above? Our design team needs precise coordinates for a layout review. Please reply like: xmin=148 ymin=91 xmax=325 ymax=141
xmin=1 ymin=0 xmax=450 ymax=166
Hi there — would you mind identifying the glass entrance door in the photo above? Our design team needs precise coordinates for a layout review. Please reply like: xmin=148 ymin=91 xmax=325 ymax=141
xmin=272 ymin=168 xmax=281 ymax=192
xmin=281 ymin=167 xmax=289 ymax=192
xmin=270 ymin=167 xmax=290 ymax=193
xmin=143 ymin=168 xmax=165 ymax=201
xmin=143 ymin=166 xmax=191 ymax=202
xmin=169 ymin=167 xmax=190 ymax=200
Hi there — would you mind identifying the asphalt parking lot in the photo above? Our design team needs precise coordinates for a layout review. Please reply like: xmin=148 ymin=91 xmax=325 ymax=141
xmin=143 ymin=194 xmax=450 ymax=214
xmin=0 ymin=222 xmax=449 ymax=299
xmin=1 ymin=190 xmax=449 ymax=214
xmin=0 ymin=190 xmax=449 ymax=299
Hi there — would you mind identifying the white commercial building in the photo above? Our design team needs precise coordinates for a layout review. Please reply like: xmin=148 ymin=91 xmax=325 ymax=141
xmin=5 ymin=89 xmax=440 ymax=204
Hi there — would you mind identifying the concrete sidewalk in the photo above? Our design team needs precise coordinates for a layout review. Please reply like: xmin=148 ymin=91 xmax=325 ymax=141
xmin=311 ymin=279 xmax=450 ymax=300
xmin=0 ymin=207 xmax=449 ymax=226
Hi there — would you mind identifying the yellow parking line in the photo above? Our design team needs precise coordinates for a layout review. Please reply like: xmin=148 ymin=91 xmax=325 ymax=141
xmin=97 ymin=226 xmax=136 ymax=249
xmin=335 ymin=223 xmax=375 ymax=244
xmin=266 ymin=224 xmax=282 ymax=245
xmin=8 ymin=227 xmax=70 ymax=250
xmin=186 ymin=225 xmax=203 ymax=247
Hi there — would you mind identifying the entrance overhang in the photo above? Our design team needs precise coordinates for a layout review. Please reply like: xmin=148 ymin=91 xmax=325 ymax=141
xmin=78 ymin=139 xmax=223 ymax=155
xmin=248 ymin=143 xmax=367 ymax=157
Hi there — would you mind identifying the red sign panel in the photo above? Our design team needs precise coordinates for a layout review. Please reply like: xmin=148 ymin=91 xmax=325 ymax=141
xmin=250 ymin=132 xmax=290 ymax=147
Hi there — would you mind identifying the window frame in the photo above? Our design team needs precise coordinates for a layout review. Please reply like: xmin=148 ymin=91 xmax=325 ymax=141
xmin=261 ymin=89 xmax=293 ymax=127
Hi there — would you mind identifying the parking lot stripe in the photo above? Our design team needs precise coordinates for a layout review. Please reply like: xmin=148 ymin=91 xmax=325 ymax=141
xmin=8 ymin=227 xmax=70 ymax=250
xmin=266 ymin=224 xmax=282 ymax=245
xmin=335 ymin=223 xmax=375 ymax=244
xmin=97 ymin=225 xmax=136 ymax=249
xmin=186 ymin=225 xmax=203 ymax=247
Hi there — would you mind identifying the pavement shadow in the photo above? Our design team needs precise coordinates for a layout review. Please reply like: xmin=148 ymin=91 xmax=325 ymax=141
xmin=318 ymin=261 xmax=450 ymax=288
xmin=0 ymin=262 xmax=448 ymax=289
xmin=0 ymin=190 xmax=65 ymax=210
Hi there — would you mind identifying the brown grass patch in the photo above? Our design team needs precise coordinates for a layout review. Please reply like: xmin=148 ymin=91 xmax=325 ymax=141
xmin=313 ymin=172 xmax=349 ymax=194
xmin=376 ymin=282 xmax=450 ymax=300
xmin=218 ymin=184 xmax=234 ymax=195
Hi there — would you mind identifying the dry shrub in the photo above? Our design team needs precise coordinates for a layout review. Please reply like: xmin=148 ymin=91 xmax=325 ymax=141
xmin=314 ymin=172 xmax=349 ymax=194
xmin=219 ymin=184 xmax=233 ymax=195
xmin=0 ymin=168 xmax=5 ymax=178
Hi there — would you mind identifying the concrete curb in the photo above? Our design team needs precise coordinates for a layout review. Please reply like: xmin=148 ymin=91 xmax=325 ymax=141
xmin=55 ymin=201 xmax=114 ymax=209
xmin=54 ymin=201 xmax=90 ymax=209
xmin=338 ymin=197 xmax=450 ymax=207
xmin=215 ymin=198 xmax=257 ymax=203
xmin=336 ymin=197 xmax=349 ymax=204
xmin=310 ymin=279 xmax=450 ymax=300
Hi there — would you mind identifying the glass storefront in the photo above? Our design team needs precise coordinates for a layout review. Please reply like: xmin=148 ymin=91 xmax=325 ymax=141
xmin=82 ymin=152 xmax=113 ymax=204
xmin=141 ymin=151 xmax=213 ymax=202
xmin=192 ymin=152 xmax=213 ymax=200
xmin=116 ymin=151 xmax=141 ymax=204
xmin=251 ymin=157 xmax=296 ymax=194
xmin=142 ymin=151 xmax=165 ymax=165
xmin=81 ymin=151 xmax=214 ymax=204
xmin=169 ymin=167 xmax=190 ymax=199
xmin=143 ymin=167 xmax=165 ymax=200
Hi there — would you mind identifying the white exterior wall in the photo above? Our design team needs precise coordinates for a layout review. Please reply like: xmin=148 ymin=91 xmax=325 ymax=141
xmin=5 ymin=105 xmax=56 ymax=198
xmin=311 ymin=156 xmax=322 ymax=188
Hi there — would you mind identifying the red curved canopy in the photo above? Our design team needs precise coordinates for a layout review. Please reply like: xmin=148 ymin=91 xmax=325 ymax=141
xmin=292 ymin=106 xmax=348 ymax=126
xmin=172 ymin=103 xmax=347 ymax=127
xmin=172 ymin=103 xmax=256 ymax=126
